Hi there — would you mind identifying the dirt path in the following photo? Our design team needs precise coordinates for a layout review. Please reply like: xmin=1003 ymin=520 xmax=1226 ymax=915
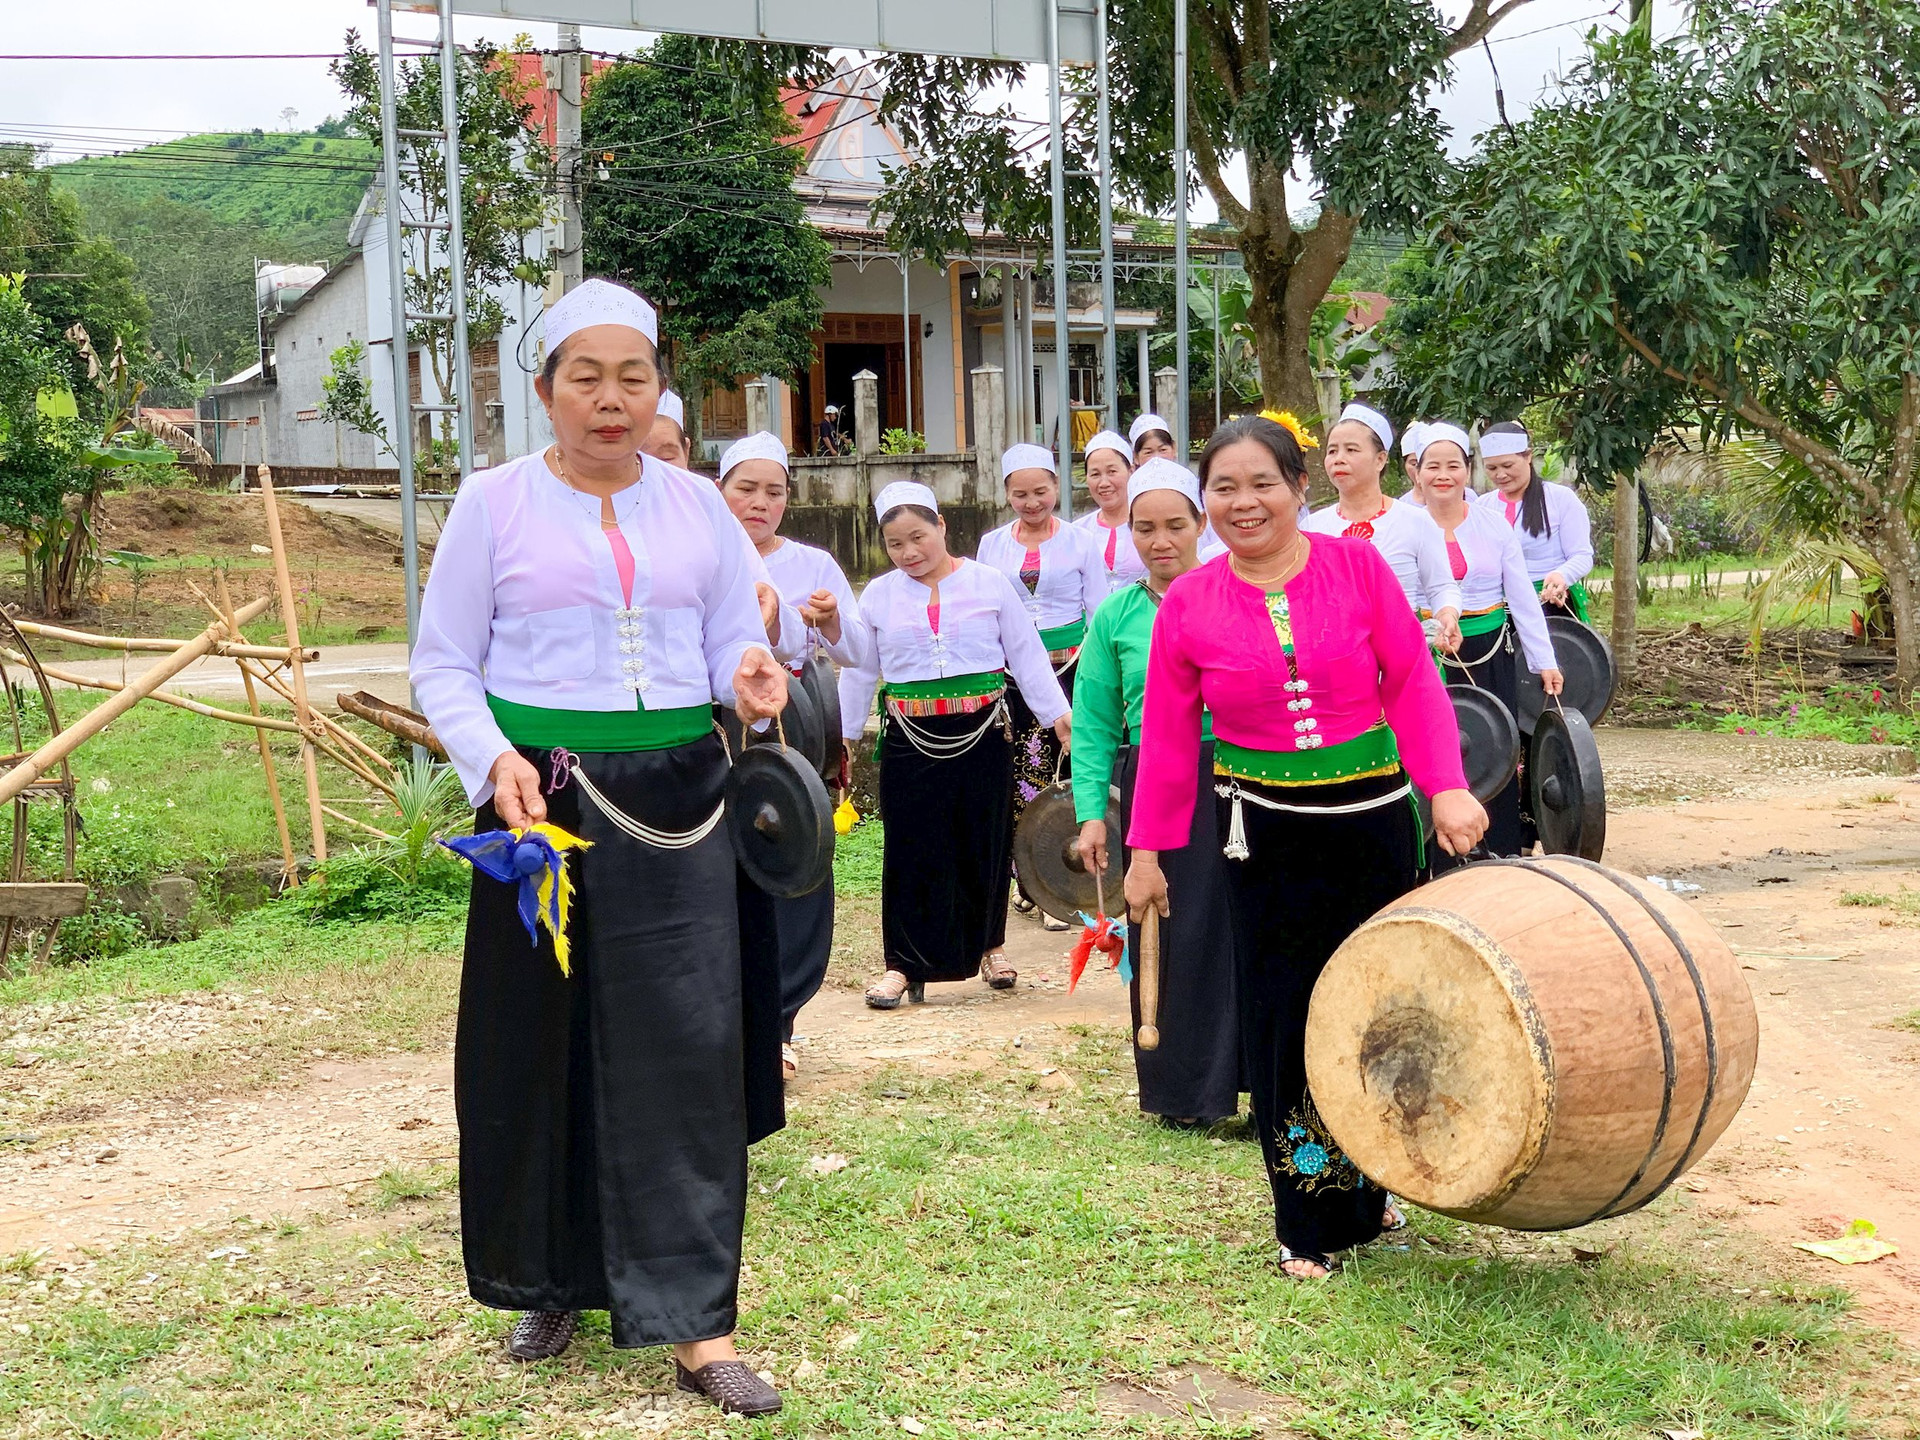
xmin=3 ymin=732 xmax=1917 ymax=1343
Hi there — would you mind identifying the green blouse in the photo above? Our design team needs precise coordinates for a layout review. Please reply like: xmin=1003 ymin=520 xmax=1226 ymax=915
xmin=1072 ymin=579 xmax=1214 ymax=823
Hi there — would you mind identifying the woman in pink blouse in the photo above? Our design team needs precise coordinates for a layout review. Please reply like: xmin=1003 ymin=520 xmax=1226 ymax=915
xmin=1125 ymin=415 xmax=1488 ymax=1279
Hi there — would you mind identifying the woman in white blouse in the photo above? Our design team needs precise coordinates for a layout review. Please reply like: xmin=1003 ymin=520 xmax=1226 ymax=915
xmin=1074 ymin=430 xmax=1146 ymax=595
xmin=1303 ymin=402 xmax=1462 ymax=651
xmin=840 ymin=482 xmax=1071 ymax=1006
xmin=716 ymin=431 xmax=870 ymax=1078
xmin=1477 ymin=420 xmax=1597 ymax=623
xmin=1417 ymin=423 xmax=1564 ymax=860
xmin=975 ymin=445 xmax=1105 ymax=904
xmin=410 ymin=279 xmax=788 ymax=1416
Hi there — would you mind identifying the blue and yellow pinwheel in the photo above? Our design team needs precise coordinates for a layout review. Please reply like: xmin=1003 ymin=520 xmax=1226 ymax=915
xmin=441 ymin=823 xmax=593 ymax=976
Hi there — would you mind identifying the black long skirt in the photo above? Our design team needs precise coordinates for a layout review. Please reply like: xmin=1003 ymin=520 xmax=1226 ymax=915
xmin=456 ymin=735 xmax=781 ymax=1348
xmin=1118 ymin=743 xmax=1241 ymax=1122
xmin=1439 ymin=624 xmax=1524 ymax=861
xmin=878 ymin=706 xmax=1013 ymax=983
xmin=1215 ymin=766 xmax=1418 ymax=1263
xmin=775 ymin=884 xmax=835 ymax=1040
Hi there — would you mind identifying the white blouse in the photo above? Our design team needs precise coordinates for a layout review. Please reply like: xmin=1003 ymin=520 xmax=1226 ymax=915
xmin=412 ymin=450 xmax=773 ymax=805
xmin=975 ymin=519 xmax=1107 ymax=635
xmin=759 ymin=536 xmax=872 ymax=670
xmin=1073 ymin=509 xmax=1148 ymax=594
xmin=837 ymin=558 xmax=1071 ymax=739
xmin=1303 ymin=496 xmax=1463 ymax=620
xmin=1480 ymin=481 xmax=1595 ymax=585
xmin=1435 ymin=501 xmax=1559 ymax=674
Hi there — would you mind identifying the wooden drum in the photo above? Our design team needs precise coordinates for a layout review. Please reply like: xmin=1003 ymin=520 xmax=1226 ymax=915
xmin=1303 ymin=856 xmax=1758 ymax=1231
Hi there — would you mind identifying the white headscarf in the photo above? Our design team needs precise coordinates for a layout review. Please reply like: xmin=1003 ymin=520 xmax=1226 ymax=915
xmin=1083 ymin=430 xmax=1131 ymax=466
xmin=1401 ymin=420 xmax=1428 ymax=461
xmin=719 ymin=430 xmax=789 ymax=480
xmin=545 ymin=277 xmax=658 ymax=352
xmin=656 ymin=389 xmax=685 ymax=433
xmin=1337 ymin=401 xmax=1394 ymax=453
xmin=1479 ymin=426 xmax=1531 ymax=459
xmin=1129 ymin=412 xmax=1172 ymax=448
xmin=1126 ymin=457 xmax=1202 ymax=513
xmin=1416 ymin=422 xmax=1473 ymax=464
xmin=874 ymin=481 xmax=939 ymax=520
xmin=1000 ymin=442 xmax=1057 ymax=479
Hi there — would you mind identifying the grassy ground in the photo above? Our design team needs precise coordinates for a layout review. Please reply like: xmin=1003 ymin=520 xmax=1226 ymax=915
xmin=0 ymin=1035 xmax=1907 ymax=1438
xmin=1 ymin=860 xmax=1912 ymax=1435
xmin=0 ymin=691 xmax=400 ymax=964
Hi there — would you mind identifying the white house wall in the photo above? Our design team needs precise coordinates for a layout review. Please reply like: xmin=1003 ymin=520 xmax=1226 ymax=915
xmin=265 ymin=257 xmax=382 ymax=470
xmin=359 ymin=200 xmax=553 ymax=474
xmin=818 ymin=256 xmax=957 ymax=450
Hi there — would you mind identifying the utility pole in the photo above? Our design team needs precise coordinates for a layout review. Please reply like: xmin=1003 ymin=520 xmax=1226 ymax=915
xmin=1172 ymin=0 xmax=1190 ymax=462
xmin=555 ymin=24 xmax=584 ymax=293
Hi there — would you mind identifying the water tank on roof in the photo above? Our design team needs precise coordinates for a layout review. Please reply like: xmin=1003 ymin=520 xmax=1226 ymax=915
xmin=256 ymin=264 xmax=326 ymax=314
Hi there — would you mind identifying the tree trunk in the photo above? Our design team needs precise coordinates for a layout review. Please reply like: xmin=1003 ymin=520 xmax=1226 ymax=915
xmin=1866 ymin=507 xmax=1920 ymax=703
xmin=1611 ymin=472 xmax=1639 ymax=690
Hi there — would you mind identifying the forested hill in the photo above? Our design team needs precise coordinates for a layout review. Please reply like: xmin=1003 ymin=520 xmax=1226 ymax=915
xmin=48 ymin=131 xmax=377 ymax=389
xmin=52 ymin=131 xmax=376 ymax=253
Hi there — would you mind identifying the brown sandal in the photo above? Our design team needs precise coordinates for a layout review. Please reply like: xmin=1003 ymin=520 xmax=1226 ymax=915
xmin=982 ymin=950 xmax=1017 ymax=989
xmin=676 ymin=1359 xmax=782 ymax=1416
xmin=506 ymin=1309 xmax=576 ymax=1361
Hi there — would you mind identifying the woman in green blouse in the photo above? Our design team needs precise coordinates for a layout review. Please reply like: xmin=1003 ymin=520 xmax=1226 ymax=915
xmin=1074 ymin=458 xmax=1241 ymax=1126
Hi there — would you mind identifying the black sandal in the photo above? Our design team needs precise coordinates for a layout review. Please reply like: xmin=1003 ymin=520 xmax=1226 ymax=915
xmin=1278 ymin=1246 xmax=1339 ymax=1280
xmin=676 ymin=1359 xmax=783 ymax=1416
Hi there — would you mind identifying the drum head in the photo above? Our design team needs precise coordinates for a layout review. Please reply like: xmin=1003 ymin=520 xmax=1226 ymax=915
xmin=1517 ymin=616 xmax=1615 ymax=731
xmin=725 ymin=742 xmax=835 ymax=898
xmin=1448 ymin=685 xmax=1522 ymax=804
xmin=800 ymin=655 xmax=841 ymax=784
xmin=1529 ymin=707 xmax=1607 ymax=860
xmin=1013 ymin=779 xmax=1123 ymax=921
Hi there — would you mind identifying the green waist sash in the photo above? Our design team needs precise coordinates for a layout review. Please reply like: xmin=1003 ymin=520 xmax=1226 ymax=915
xmin=1213 ymin=722 xmax=1401 ymax=787
xmin=1039 ymin=618 xmax=1087 ymax=651
xmin=1536 ymin=578 xmax=1593 ymax=624
xmin=1459 ymin=603 xmax=1509 ymax=638
xmin=488 ymin=694 xmax=711 ymax=752
xmin=881 ymin=670 xmax=1005 ymax=701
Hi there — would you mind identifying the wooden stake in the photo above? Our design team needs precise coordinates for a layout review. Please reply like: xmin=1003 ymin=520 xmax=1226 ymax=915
xmin=9 ymin=617 xmax=315 ymax=663
xmin=0 ymin=595 xmax=273 ymax=806
xmin=216 ymin=568 xmax=297 ymax=883
xmin=0 ymin=646 xmax=301 ymax=734
xmin=258 ymin=465 xmax=328 ymax=864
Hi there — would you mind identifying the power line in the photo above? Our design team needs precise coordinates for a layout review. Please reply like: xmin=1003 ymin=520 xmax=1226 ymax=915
xmin=0 ymin=49 xmax=435 ymax=61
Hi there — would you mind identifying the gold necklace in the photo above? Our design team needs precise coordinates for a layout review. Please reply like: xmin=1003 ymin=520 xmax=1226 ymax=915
xmin=550 ymin=445 xmax=637 ymax=529
xmin=1229 ymin=532 xmax=1308 ymax=590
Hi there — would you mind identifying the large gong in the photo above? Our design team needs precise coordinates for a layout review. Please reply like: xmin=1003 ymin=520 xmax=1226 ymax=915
xmin=1530 ymin=707 xmax=1607 ymax=860
xmin=1013 ymin=780 xmax=1123 ymax=920
xmin=726 ymin=742 xmax=835 ymax=898
xmin=1448 ymin=685 xmax=1522 ymax=804
xmin=1516 ymin=617 xmax=1615 ymax=732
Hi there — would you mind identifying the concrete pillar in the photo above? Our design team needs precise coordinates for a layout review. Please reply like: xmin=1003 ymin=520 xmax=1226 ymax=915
xmin=1001 ymin=265 xmax=1019 ymax=449
xmin=745 ymin=378 xmax=772 ymax=437
xmin=1315 ymin=367 xmax=1342 ymax=430
xmin=853 ymin=369 xmax=880 ymax=456
xmin=1153 ymin=367 xmax=1180 ymax=445
xmin=1137 ymin=330 xmax=1152 ymax=417
xmin=971 ymin=363 xmax=1006 ymax=501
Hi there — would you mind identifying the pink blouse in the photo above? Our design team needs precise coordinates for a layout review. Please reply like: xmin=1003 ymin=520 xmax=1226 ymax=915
xmin=1128 ymin=537 xmax=1469 ymax=851
xmin=605 ymin=526 xmax=637 ymax=605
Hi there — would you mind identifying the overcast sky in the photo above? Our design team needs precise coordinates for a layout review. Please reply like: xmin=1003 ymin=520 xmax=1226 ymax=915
xmin=4 ymin=0 xmax=1680 ymax=222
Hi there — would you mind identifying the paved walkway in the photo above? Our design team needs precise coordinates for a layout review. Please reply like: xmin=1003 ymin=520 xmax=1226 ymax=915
xmin=44 ymin=644 xmax=415 ymax=711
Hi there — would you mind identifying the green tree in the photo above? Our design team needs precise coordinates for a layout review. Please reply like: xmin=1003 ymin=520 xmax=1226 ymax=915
xmin=0 ymin=146 xmax=151 ymax=406
xmin=332 ymin=34 xmax=553 ymax=466
xmin=1388 ymin=0 xmax=1920 ymax=696
xmin=581 ymin=35 xmax=829 ymax=444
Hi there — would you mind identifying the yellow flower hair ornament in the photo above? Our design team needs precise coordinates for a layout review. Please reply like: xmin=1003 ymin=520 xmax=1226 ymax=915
xmin=1258 ymin=409 xmax=1320 ymax=450
xmin=440 ymin=823 xmax=593 ymax=976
